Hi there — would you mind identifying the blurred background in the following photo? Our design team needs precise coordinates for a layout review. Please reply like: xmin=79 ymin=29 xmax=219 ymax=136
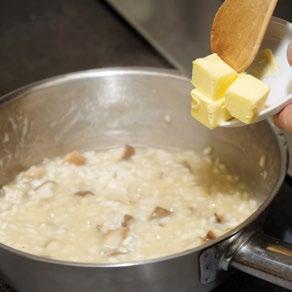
xmin=0 ymin=0 xmax=291 ymax=291
xmin=0 ymin=0 xmax=291 ymax=96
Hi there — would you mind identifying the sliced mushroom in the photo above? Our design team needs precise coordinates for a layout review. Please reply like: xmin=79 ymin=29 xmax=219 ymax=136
xmin=181 ymin=161 xmax=193 ymax=173
xmin=149 ymin=206 xmax=173 ymax=220
xmin=102 ymin=226 xmax=129 ymax=250
xmin=205 ymin=230 xmax=217 ymax=241
xmin=74 ymin=190 xmax=94 ymax=197
xmin=120 ymin=145 xmax=135 ymax=161
xmin=108 ymin=248 xmax=129 ymax=256
xmin=214 ymin=213 xmax=224 ymax=223
xmin=122 ymin=214 xmax=134 ymax=228
xmin=64 ymin=151 xmax=86 ymax=165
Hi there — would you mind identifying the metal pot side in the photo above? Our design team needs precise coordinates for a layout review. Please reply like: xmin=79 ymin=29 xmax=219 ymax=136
xmin=0 ymin=68 xmax=288 ymax=292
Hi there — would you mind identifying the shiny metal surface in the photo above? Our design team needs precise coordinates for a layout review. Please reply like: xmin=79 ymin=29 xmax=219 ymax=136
xmin=230 ymin=233 xmax=292 ymax=290
xmin=105 ymin=0 xmax=221 ymax=73
xmin=0 ymin=68 xmax=288 ymax=292
xmin=105 ymin=0 xmax=292 ymax=75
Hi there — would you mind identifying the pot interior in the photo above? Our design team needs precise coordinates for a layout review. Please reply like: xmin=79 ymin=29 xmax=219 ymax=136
xmin=0 ymin=68 xmax=286 ymax=210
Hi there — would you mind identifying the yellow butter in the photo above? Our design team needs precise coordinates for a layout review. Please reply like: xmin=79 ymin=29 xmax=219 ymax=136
xmin=225 ymin=74 xmax=269 ymax=124
xmin=248 ymin=48 xmax=279 ymax=79
xmin=192 ymin=53 xmax=238 ymax=99
xmin=191 ymin=89 xmax=231 ymax=129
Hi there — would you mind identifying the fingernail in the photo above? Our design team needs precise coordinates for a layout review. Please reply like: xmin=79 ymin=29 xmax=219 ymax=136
xmin=288 ymin=42 xmax=292 ymax=66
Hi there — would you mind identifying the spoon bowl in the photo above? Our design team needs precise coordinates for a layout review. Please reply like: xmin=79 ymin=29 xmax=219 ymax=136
xmin=221 ymin=17 xmax=292 ymax=128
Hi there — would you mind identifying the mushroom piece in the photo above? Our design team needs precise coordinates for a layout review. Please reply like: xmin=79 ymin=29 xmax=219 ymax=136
xmin=181 ymin=161 xmax=193 ymax=173
xmin=119 ymin=145 xmax=135 ymax=161
xmin=214 ymin=213 xmax=224 ymax=223
xmin=74 ymin=190 xmax=94 ymax=197
xmin=102 ymin=226 xmax=130 ymax=250
xmin=149 ymin=206 xmax=173 ymax=220
xmin=64 ymin=151 xmax=86 ymax=165
xmin=100 ymin=214 xmax=134 ymax=256
xmin=204 ymin=230 xmax=217 ymax=241
xmin=122 ymin=214 xmax=134 ymax=228
xmin=108 ymin=249 xmax=129 ymax=256
xmin=97 ymin=214 xmax=134 ymax=235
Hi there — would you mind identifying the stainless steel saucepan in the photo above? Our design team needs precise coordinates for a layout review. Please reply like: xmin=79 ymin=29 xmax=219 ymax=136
xmin=0 ymin=68 xmax=291 ymax=292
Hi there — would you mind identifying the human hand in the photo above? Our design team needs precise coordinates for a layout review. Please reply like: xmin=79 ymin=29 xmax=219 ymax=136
xmin=273 ymin=43 xmax=292 ymax=132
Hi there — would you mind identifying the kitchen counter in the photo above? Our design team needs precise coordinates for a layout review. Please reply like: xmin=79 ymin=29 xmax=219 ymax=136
xmin=0 ymin=0 xmax=170 ymax=96
xmin=0 ymin=1 xmax=291 ymax=291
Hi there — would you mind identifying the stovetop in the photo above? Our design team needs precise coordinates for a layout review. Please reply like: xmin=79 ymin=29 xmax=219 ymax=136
xmin=0 ymin=1 xmax=291 ymax=291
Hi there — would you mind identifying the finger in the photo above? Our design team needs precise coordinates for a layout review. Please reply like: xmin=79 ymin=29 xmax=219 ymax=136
xmin=273 ymin=104 xmax=292 ymax=132
xmin=288 ymin=42 xmax=292 ymax=66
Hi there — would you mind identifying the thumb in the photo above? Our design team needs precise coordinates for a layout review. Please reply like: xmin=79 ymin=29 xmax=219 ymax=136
xmin=288 ymin=42 xmax=292 ymax=66
xmin=273 ymin=104 xmax=292 ymax=132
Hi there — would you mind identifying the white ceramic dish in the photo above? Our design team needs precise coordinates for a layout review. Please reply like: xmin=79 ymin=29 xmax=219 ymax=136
xmin=221 ymin=17 xmax=292 ymax=128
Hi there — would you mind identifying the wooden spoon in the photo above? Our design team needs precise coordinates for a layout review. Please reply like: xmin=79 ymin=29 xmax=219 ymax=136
xmin=211 ymin=0 xmax=278 ymax=72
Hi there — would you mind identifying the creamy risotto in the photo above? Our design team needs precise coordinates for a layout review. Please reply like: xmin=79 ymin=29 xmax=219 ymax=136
xmin=0 ymin=146 xmax=259 ymax=263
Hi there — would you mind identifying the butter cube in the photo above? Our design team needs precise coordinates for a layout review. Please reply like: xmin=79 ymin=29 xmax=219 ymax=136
xmin=225 ymin=74 xmax=269 ymax=124
xmin=192 ymin=54 xmax=238 ymax=99
xmin=191 ymin=89 xmax=231 ymax=129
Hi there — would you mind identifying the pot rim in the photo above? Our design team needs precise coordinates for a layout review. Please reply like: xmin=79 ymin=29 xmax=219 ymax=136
xmin=0 ymin=67 xmax=288 ymax=268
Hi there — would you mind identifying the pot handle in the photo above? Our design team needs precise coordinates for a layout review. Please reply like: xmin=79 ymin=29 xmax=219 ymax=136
xmin=228 ymin=232 xmax=292 ymax=290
